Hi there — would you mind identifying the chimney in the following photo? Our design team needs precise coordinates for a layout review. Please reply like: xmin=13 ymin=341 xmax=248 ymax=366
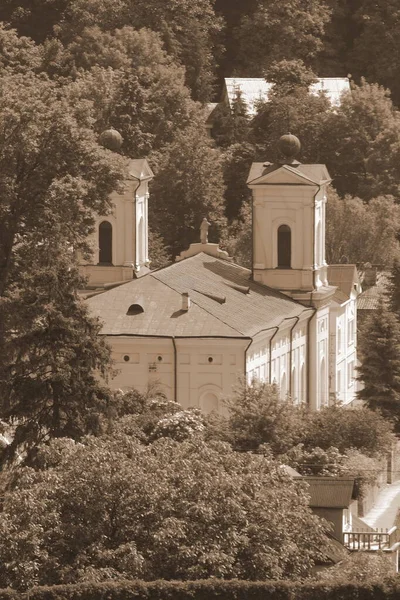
xmin=182 ymin=292 xmax=190 ymax=311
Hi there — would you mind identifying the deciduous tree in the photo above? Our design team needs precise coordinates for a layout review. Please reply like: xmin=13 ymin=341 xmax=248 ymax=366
xmin=150 ymin=121 xmax=226 ymax=255
xmin=0 ymin=434 xmax=330 ymax=588
xmin=232 ymin=0 xmax=331 ymax=76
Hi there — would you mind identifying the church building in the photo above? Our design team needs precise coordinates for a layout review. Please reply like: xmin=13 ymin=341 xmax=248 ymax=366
xmin=85 ymin=134 xmax=359 ymax=413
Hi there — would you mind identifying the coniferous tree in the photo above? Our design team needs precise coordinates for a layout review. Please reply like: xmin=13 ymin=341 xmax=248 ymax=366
xmin=357 ymin=299 xmax=400 ymax=432
xmin=388 ymin=258 xmax=400 ymax=316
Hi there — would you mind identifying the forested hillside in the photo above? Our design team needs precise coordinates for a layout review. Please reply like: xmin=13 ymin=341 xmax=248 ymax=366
xmin=2 ymin=0 xmax=400 ymax=263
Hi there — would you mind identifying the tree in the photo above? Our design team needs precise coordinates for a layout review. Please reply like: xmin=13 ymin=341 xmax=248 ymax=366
xmin=0 ymin=257 xmax=112 ymax=464
xmin=388 ymin=258 xmax=400 ymax=315
xmin=0 ymin=72 xmax=125 ymax=460
xmin=224 ymin=380 xmax=306 ymax=455
xmin=250 ymin=77 xmax=331 ymax=164
xmin=232 ymin=0 xmax=331 ymax=76
xmin=325 ymin=189 xmax=400 ymax=266
xmin=220 ymin=201 xmax=252 ymax=268
xmin=320 ymin=80 xmax=396 ymax=198
xmin=0 ymin=23 xmax=42 ymax=74
xmin=0 ymin=0 xmax=70 ymax=42
xmin=212 ymin=90 xmax=251 ymax=149
xmin=221 ymin=142 xmax=255 ymax=221
xmin=58 ymin=27 xmax=196 ymax=156
xmin=350 ymin=0 xmax=400 ymax=106
xmin=302 ymin=404 xmax=395 ymax=457
xmin=0 ymin=434 xmax=330 ymax=589
xmin=56 ymin=0 xmax=222 ymax=102
xmin=150 ymin=121 xmax=227 ymax=255
xmin=357 ymin=299 xmax=400 ymax=432
xmin=0 ymin=71 xmax=124 ymax=295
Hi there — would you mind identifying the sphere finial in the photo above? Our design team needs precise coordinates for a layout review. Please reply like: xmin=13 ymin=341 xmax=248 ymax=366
xmin=278 ymin=133 xmax=301 ymax=162
xmin=99 ymin=128 xmax=123 ymax=151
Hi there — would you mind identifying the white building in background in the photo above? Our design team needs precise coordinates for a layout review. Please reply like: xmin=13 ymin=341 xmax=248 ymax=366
xmin=85 ymin=135 xmax=359 ymax=412
xmin=223 ymin=77 xmax=351 ymax=115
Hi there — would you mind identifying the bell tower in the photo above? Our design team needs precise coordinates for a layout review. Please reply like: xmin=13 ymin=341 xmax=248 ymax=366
xmin=247 ymin=134 xmax=335 ymax=305
xmin=80 ymin=129 xmax=154 ymax=288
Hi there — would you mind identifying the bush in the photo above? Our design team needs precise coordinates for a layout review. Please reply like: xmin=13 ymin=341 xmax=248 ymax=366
xmin=303 ymin=405 xmax=395 ymax=457
xmin=0 ymin=578 xmax=398 ymax=600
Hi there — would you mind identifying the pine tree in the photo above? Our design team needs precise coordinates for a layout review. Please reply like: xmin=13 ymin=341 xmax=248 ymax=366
xmin=388 ymin=258 xmax=400 ymax=315
xmin=357 ymin=298 xmax=400 ymax=432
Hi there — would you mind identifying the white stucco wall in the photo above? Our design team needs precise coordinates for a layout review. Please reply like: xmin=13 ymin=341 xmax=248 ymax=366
xmin=107 ymin=336 xmax=249 ymax=413
xmin=329 ymin=295 xmax=357 ymax=405
xmin=246 ymin=316 xmax=309 ymax=404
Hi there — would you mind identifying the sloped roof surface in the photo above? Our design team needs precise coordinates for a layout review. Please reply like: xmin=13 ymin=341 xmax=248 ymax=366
xmin=127 ymin=158 xmax=154 ymax=181
xmin=87 ymin=253 xmax=309 ymax=338
xmin=302 ymin=477 xmax=354 ymax=508
xmin=225 ymin=77 xmax=350 ymax=115
xmin=357 ymin=272 xmax=389 ymax=310
xmin=328 ymin=265 xmax=359 ymax=303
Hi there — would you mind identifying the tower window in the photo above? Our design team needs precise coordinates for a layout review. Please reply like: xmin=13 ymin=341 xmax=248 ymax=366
xmin=277 ymin=225 xmax=291 ymax=268
xmin=98 ymin=221 xmax=112 ymax=265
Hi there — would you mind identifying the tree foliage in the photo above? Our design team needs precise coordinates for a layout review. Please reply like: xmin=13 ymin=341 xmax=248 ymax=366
xmin=0 ymin=434 xmax=330 ymax=589
xmin=150 ymin=121 xmax=226 ymax=255
xmin=0 ymin=72 xmax=125 ymax=460
xmin=232 ymin=0 xmax=331 ymax=76
xmin=357 ymin=299 xmax=400 ymax=432
xmin=223 ymin=381 xmax=306 ymax=455
xmin=325 ymin=189 xmax=400 ymax=266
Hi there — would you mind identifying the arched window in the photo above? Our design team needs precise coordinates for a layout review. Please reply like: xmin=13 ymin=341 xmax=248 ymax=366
xmin=291 ymin=367 xmax=297 ymax=403
xmin=277 ymin=225 xmax=291 ymax=268
xmin=320 ymin=357 xmax=327 ymax=408
xmin=200 ymin=391 xmax=219 ymax=414
xmin=98 ymin=221 xmax=112 ymax=265
xmin=280 ymin=372 xmax=287 ymax=400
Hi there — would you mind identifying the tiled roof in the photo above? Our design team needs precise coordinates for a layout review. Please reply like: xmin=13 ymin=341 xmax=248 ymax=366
xmin=87 ymin=253 xmax=310 ymax=338
xmin=224 ymin=77 xmax=350 ymax=115
xmin=328 ymin=265 xmax=359 ymax=303
xmin=302 ymin=477 xmax=354 ymax=508
xmin=357 ymin=272 xmax=389 ymax=310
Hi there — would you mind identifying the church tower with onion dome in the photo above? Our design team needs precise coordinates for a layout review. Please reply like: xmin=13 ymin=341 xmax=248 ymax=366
xmin=80 ymin=129 xmax=154 ymax=288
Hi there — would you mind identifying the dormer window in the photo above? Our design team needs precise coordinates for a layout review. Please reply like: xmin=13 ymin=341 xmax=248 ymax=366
xmin=127 ymin=304 xmax=144 ymax=315
xmin=98 ymin=221 xmax=112 ymax=265
xmin=277 ymin=225 xmax=291 ymax=268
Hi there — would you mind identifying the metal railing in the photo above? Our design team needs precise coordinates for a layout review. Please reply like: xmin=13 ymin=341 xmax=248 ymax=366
xmin=343 ymin=526 xmax=398 ymax=550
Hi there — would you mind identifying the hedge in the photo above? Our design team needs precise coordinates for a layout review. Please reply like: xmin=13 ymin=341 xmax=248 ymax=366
xmin=0 ymin=579 xmax=399 ymax=600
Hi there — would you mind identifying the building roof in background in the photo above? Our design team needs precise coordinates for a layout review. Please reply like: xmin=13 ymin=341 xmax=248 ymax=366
xmin=357 ymin=272 xmax=389 ymax=310
xmin=301 ymin=477 xmax=354 ymax=508
xmin=86 ymin=252 xmax=311 ymax=339
xmin=224 ymin=77 xmax=350 ymax=115
xmin=328 ymin=265 xmax=359 ymax=304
